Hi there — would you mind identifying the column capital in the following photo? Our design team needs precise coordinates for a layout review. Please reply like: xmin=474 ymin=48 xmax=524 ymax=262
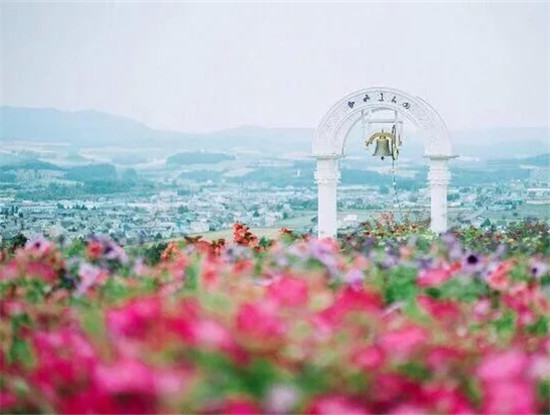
xmin=312 ymin=154 xmax=344 ymax=161
xmin=427 ymin=155 xmax=453 ymax=186
xmin=315 ymin=158 xmax=340 ymax=185
xmin=424 ymin=154 xmax=459 ymax=161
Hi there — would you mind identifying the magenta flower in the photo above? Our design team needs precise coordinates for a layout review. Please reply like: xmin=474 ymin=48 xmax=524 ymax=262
xmin=417 ymin=267 xmax=452 ymax=287
xmin=267 ymin=276 xmax=309 ymax=307
xmin=379 ymin=325 xmax=429 ymax=360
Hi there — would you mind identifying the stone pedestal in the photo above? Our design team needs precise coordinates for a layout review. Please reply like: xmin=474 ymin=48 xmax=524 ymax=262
xmin=315 ymin=157 xmax=340 ymax=238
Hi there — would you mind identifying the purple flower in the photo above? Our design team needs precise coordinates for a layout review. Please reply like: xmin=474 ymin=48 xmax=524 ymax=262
xmin=307 ymin=238 xmax=339 ymax=272
xmin=76 ymin=262 xmax=103 ymax=296
xmin=87 ymin=235 xmax=128 ymax=264
xmin=441 ymin=232 xmax=463 ymax=261
xmin=462 ymin=252 xmax=484 ymax=274
xmin=343 ymin=268 xmax=363 ymax=287
xmin=24 ymin=236 xmax=54 ymax=256
xmin=529 ymin=258 xmax=549 ymax=279
xmin=265 ymin=384 xmax=300 ymax=414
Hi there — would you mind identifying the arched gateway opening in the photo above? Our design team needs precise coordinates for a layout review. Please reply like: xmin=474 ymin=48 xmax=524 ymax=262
xmin=313 ymin=87 xmax=457 ymax=238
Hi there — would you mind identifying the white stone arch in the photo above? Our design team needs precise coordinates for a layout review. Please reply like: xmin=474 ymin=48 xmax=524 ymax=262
xmin=313 ymin=87 xmax=457 ymax=238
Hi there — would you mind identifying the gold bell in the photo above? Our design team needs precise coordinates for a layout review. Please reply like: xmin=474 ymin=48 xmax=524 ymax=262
xmin=372 ymin=137 xmax=392 ymax=160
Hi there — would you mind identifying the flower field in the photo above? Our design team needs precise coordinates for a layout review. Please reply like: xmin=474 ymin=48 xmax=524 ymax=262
xmin=1 ymin=221 xmax=549 ymax=414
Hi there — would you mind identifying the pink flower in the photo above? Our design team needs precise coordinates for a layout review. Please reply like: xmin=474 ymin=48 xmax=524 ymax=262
xmin=0 ymin=300 xmax=25 ymax=317
xmin=389 ymin=404 xmax=429 ymax=415
xmin=236 ymin=302 xmax=285 ymax=340
xmin=25 ymin=261 xmax=57 ymax=282
xmin=481 ymin=380 xmax=536 ymax=415
xmin=343 ymin=268 xmax=364 ymax=287
xmin=352 ymin=345 xmax=386 ymax=370
xmin=30 ymin=329 xmax=98 ymax=403
xmin=93 ymin=359 xmax=157 ymax=414
xmin=418 ymin=295 xmax=461 ymax=322
xmin=24 ymin=236 xmax=55 ymax=256
xmin=476 ymin=350 xmax=528 ymax=382
xmin=426 ymin=346 xmax=464 ymax=371
xmin=319 ymin=286 xmax=382 ymax=326
xmin=370 ymin=374 xmax=421 ymax=409
xmin=306 ymin=395 xmax=370 ymax=415
xmin=265 ymin=384 xmax=300 ymax=414
xmin=473 ymin=299 xmax=491 ymax=319
xmin=379 ymin=325 xmax=429 ymax=359
xmin=86 ymin=239 xmax=103 ymax=260
xmin=267 ymin=276 xmax=308 ymax=307
xmin=417 ymin=268 xmax=452 ymax=287
xmin=153 ymin=369 xmax=187 ymax=397
xmin=95 ymin=359 xmax=154 ymax=395
xmin=528 ymin=354 xmax=550 ymax=380
xmin=0 ymin=391 xmax=18 ymax=411
xmin=220 ymin=397 xmax=262 ymax=414
xmin=0 ymin=261 xmax=18 ymax=281
xmin=107 ymin=297 xmax=163 ymax=340
xmin=422 ymin=384 xmax=475 ymax=414
xmin=76 ymin=262 xmax=105 ymax=296
xmin=191 ymin=319 xmax=234 ymax=350
xmin=486 ymin=261 xmax=514 ymax=291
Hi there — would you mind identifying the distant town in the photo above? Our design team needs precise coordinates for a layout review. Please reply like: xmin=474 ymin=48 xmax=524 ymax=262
xmin=1 ymin=153 xmax=548 ymax=245
xmin=1 ymin=107 xmax=548 ymax=244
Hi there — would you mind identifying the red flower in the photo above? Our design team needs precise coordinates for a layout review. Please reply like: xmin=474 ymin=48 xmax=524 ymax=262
xmin=86 ymin=240 xmax=103 ymax=260
xmin=486 ymin=261 xmax=514 ymax=291
xmin=233 ymin=223 xmax=259 ymax=248
xmin=201 ymin=258 xmax=221 ymax=286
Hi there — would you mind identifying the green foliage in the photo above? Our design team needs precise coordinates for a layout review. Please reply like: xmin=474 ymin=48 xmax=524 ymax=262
xmin=492 ymin=309 xmax=517 ymax=343
xmin=138 ymin=242 xmax=168 ymax=266
xmin=383 ymin=266 xmax=418 ymax=304
xmin=65 ymin=163 xmax=117 ymax=181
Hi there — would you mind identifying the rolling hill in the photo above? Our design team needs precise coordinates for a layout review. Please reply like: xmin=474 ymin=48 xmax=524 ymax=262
xmin=1 ymin=106 xmax=548 ymax=159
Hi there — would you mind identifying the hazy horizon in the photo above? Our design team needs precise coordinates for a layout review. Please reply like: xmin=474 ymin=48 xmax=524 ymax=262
xmin=2 ymin=105 xmax=549 ymax=137
xmin=1 ymin=2 xmax=549 ymax=134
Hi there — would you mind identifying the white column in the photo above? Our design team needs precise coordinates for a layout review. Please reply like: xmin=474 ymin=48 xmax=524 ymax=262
xmin=427 ymin=156 xmax=453 ymax=233
xmin=315 ymin=157 xmax=340 ymax=239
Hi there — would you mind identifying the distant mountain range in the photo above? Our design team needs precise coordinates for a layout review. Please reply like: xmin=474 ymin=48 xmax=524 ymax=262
xmin=1 ymin=106 xmax=548 ymax=159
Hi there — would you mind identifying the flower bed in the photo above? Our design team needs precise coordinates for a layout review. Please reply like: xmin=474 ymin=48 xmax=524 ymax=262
xmin=1 ymin=222 xmax=549 ymax=414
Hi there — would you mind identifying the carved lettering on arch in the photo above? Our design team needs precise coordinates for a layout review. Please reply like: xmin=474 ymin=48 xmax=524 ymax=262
xmin=314 ymin=87 xmax=452 ymax=158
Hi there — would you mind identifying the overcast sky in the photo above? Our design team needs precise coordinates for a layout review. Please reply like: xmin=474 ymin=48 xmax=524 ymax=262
xmin=1 ymin=1 xmax=548 ymax=133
